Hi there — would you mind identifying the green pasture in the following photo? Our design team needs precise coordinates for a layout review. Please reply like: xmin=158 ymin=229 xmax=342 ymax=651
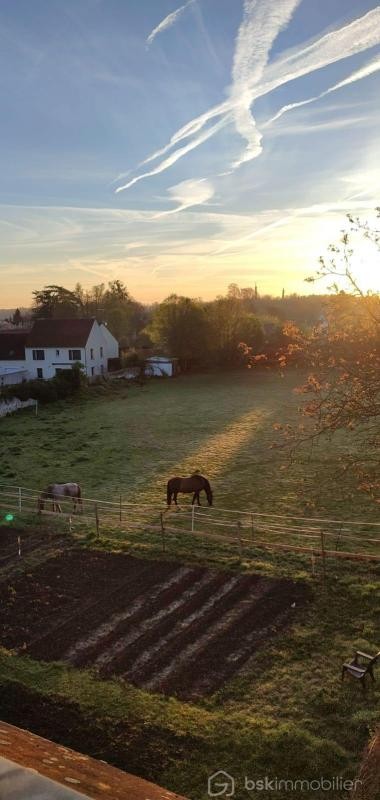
xmin=0 ymin=369 xmax=377 ymax=520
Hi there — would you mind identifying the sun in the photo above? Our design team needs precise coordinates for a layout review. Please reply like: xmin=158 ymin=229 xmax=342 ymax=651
xmin=349 ymin=235 xmax=380 ymax=294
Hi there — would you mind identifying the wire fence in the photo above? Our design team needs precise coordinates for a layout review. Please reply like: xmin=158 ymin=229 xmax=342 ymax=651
xmin=0 ymin=483 xmax=379 ymax=578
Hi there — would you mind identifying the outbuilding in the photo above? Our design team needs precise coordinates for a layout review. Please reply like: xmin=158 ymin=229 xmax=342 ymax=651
xmin=145 ymin=356 xmax=179 ymax=377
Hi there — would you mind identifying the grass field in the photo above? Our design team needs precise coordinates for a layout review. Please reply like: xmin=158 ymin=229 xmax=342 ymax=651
xmin=0 ymin=369 xmax=379 ymax=799
xmin=0 ymin=368 xmax=377 ymax=520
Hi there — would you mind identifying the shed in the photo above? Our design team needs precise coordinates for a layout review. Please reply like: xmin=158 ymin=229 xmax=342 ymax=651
xmin=0 ymin=366 xmax=28 ymax=386
xmin=145 ymin=356 xmax=179 ymax=377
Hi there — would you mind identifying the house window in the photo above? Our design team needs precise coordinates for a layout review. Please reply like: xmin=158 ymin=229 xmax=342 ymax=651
xmin=56 ymin=349 xmax=60 ymax=356
xmin=100 ymin=346 xmax=103 ymax=358
xmin=90 ymin=348 xmax=94 ymax=359
xmin=32 ymin=349 xmax=45 ymax=361
xmin=69 ymin=349 xmax=81 ymax=361
xmin=91 ymin=366 xmax=95 ymax=376
xmin=37 ymin=368 xmax=43 ymax=379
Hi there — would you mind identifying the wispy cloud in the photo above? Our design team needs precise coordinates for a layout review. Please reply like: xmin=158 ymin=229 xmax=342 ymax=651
xmin=115 ymin=115 xmax=227 ymax=192
xmin=146 ymin=0 xmax=195 ymax=47
xmin=116 ymin=4 xmax=380 ymax=194
xmin=267 ymin=114 xmax=372 ymax=136
xmin=263 ymin=55 xmax=380 ymax=127
xmin=154 ymin=178 xmax=215 ymax=217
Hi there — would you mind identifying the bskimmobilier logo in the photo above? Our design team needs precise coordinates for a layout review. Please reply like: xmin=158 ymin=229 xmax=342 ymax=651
xmin=207 ymin=771 xmax=362 ymax=796
xmin=208 ymin=771 xmax=235 ymax=797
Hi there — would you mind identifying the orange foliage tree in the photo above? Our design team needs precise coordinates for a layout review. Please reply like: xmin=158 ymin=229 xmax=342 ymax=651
xmin=245 ymin=210 xmax=380 ymax=501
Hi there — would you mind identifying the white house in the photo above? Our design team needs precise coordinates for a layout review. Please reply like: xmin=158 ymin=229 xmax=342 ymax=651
xmin=0 ymin=319 xmax=119 ymax=383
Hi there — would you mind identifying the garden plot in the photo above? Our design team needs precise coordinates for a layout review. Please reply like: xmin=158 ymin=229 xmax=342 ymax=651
xmin=0 ymin=548 xmax=309 ymax=699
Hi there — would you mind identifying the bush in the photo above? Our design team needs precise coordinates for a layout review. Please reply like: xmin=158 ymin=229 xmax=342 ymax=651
xmin=0 ymin=363 xmax=87 ymax=405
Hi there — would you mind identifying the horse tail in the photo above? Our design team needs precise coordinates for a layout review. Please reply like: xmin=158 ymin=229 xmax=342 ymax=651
xmin=203 ymin=478 xmax=213 ymax=506
xmin=166 ymin=480 xmax=172 ymax=505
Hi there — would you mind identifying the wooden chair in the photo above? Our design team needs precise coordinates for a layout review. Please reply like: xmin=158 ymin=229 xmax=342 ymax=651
xmin=342 ymin=650 xmax=380 ymax=690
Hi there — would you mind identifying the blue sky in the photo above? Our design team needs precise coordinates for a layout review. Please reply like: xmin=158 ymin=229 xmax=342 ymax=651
xmin=1 ymin=0 xmax=379 ymax=306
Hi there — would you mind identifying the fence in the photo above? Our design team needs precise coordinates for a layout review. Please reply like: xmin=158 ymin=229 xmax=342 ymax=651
xmin=0 ymin=398 xmax=37 ymax=418
xmin=0 ymin=483 xmax=379 ymax=576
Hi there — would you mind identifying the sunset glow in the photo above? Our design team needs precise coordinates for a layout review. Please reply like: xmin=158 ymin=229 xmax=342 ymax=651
xmin=0 ymin=0 xmax=379 ymax=307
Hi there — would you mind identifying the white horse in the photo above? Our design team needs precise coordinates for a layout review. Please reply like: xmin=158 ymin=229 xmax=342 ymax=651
xmin=38 ymin=482 xmax=83 ymax=513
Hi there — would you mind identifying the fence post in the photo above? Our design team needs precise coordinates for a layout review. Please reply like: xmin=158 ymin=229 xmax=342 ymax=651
xmin=320 ymin=530 xmax=326 ymax=583
xmin=160 ymin=512 xmax=166 ymax=553
xmin=119 ymin=495 xmax=122 ymax=523
xmin=335 ymin=524 xmax=342 ymax=556
xmin=18 ymin=536 xmax=21 ymax=557
xmin=95 ymin=503 xmax=100 ymax=538
xmin=191 ymin=504 xmax=196 ymax=533
xmin=237 ymin=521 xmax=243 ymax=558
xmin=18 ymin=487 xmax=22 ymax=512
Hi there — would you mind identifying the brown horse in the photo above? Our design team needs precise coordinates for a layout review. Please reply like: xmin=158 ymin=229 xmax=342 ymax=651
xmin=38 ymin=482 xmax=83 ymax=513
xmin=167 ymin=474 xmax=213 ymax=506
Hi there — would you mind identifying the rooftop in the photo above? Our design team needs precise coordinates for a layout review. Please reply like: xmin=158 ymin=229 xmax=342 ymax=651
xmin=27 ymin=319 xmax=95 ymax=348
xmin=0 ymin=721 xmax=186 ymax=800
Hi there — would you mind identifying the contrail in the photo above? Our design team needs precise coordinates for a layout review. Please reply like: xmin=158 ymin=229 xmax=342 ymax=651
xmin=116 ymin=3 xmax=380 ymax=194
xmin=115 ymin=115 xmax=227 ymax=193
xmin=264 ymin=55 xmax=380 ymax=127
xmin=146 ymin=0 xmax=195 ymax=47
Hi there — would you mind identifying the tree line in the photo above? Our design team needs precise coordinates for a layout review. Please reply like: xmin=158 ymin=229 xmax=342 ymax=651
xmin=13 ymin=280 xmax=328 ymax=370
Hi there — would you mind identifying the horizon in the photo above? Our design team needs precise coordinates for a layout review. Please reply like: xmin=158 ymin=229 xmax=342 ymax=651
xmin=1 ymin=0 xmax=380 ymax=306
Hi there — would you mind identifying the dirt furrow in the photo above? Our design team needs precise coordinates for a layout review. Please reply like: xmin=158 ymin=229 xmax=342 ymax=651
xmin=143 ymin=577 xmax=271 ymax=693
xmin=97 ymin=570 xmax=220 ymax=675
xmin=68 ymin=565 xmax=193 ymax=666
xmin=27 ymin=559 xmax=164 ymax=661
xmin=124 ymin=577 xmax=243 ymax=685
xmin=159 ymin=580 xmax=308 ymax=697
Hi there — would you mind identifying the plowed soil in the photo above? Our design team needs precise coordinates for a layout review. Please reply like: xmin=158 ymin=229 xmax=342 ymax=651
xmin=0 ymin=547 xmax=309 ymax=699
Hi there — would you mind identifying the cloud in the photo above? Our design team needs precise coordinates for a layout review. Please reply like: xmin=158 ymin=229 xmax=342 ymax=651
xmin=267 ymin=114 xmax=371 ymax=136
xmin=115 ymin=115 xmax=227 ymax=192
xmin=264 ymin=55 xmax=380 ymax=128
xmin=146 ymin=0 xmax=195 ymax=47
xmin=154 ymin=178 xmax=215 ymax=217
xmin=229 ymin=0 xmax=302 ymax=169
xmin=115 ymin=4 xmax=380 ymax=194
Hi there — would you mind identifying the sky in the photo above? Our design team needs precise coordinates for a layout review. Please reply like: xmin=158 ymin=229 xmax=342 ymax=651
xmin=0 ymin=0 xmax=379 ymax=307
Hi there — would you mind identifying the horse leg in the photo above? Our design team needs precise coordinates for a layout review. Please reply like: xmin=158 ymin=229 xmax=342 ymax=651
xmin=174 ymin=492 xmax=178 ymax=506
xmin=197 ymin=492 xmax=201 ymax=506
xmin=191 ymin=492 xmax=197 ymax=505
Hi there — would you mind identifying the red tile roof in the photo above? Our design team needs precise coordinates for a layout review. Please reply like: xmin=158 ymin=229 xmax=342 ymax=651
xmin=0 ymin=721 xmax=187 ymax=800
xmin=27 ymin=319 xmax=95 ymax=348
xmin=0 ymin=332 xmax=28 ymax=360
